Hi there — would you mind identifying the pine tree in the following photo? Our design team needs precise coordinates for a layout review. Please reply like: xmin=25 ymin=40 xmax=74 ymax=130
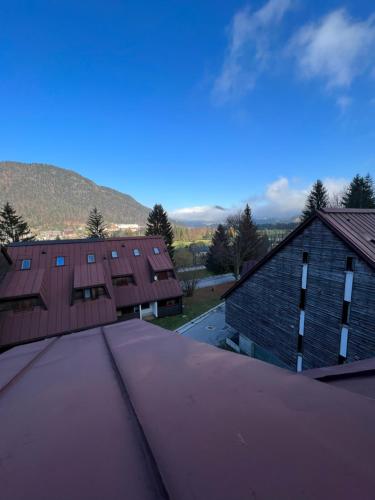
xmin=239 ymin=204 xmax=261 ymax=262
xmin=145 ymin=204 xmax=174 ymax=261
xmin=226 ymin=204 xmax=265 ymax=278
xmin=342 ymin=174 xmax=375 ymax=208
xmin=86 ymin=207 xmax=108 ymax=239
xmin=0 ymin=202 xmax=35 ymax=244
xmin=206 ymin=224 xmax=230 ymax=274
xmin=301 ymin=180 xmax=329 ymax=221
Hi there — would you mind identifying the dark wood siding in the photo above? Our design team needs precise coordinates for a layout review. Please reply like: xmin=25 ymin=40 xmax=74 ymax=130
xmin=226 ymin=218 xmax=375 ymax=370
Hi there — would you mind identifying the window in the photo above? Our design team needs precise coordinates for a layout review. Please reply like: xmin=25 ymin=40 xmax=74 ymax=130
xmin=84 ymin=288 xmax=91 ymax=299
xmin=296 ymin=354 xmax=303 ymax=373
xmin=338 ymin=354 xmax=346 ymax=365
xmin=346 ymin=256 xmax=354 ymax=271
xmin=111 ymin=250 xmax=118 ymax=259
xmin=0 ymin=296 xmax=41 ymax=313
xmin=159 ymin=298 xmax=178 ymax=308
xmin=341 ymin=300 xmax=350 ymax=325
xmin=299 ymin=289 xmax=306 ymax=310
xmin=153 ymin=247 xmax=160 ymax=255
xmin=21 ymin=259 xmax=31 ymax=270
xmin=91 ymin=286 xmax=106 ymax=299
xmin=87 ymin=254 xmax=95 ymax=264
xmin=56 ymin=256 xmax=65 ymax=267
xmin=302 ymin=252 xmax=309 ymax=264
xmin=133 ymin=248 xmax=141 ymax=256
xmin=112 ymin=275 xmax=135 ymax=287
xmin=155 ymin=270 xmax=174 ymax=281
xmin=297 ymin=334 xmax=303 ymax=353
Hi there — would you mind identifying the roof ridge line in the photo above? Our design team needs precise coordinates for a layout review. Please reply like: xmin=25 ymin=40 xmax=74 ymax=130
xmin=0 ymin=336 xmax=60 ymax=396
xmin=101 ymin=325 xmax=170 ymax=500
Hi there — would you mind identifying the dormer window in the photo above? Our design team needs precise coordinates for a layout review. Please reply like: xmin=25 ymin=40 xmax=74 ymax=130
xmin=56 ymin=256 xmax=65 ymax=267
xmin=84 ymin=288 xmax=91 ymax=299
xmin=154 ymin=270 xmax=174 ymax=281
xmin=87 ymin=254 xmax=95 ymax=264
xmin=133 ymin=248 xmax=141 ymax=257
xmin=111 ymin=250 xmax=118 ymax=259
xmin=153 ymin=247 xmax=160 ymax=255
xmin=21 ymin=259 xmax=31 ymax=270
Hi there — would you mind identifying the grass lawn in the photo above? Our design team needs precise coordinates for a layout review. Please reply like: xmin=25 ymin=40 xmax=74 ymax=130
xmin=149 ymin=283 xmax=232 ymax=331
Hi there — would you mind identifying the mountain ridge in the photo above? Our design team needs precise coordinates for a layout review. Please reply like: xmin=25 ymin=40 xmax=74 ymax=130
xmin=0 ymin=161 xmax=151 ymax=230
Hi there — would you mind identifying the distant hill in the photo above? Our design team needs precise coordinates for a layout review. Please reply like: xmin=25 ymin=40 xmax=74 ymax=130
xmin=0 ymin=161 xmax=150 ymax=230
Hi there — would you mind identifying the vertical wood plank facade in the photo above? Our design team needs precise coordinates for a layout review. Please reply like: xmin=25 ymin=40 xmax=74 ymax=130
xmin=226 ymin=218 xmax=375 ymax=370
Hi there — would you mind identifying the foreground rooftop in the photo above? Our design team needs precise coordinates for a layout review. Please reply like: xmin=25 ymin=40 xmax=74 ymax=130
xmin=1 ymin=319 xmax=375 ymax=499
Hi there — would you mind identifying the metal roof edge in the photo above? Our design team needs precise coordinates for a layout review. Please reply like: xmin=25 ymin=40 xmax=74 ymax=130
xmin=7 ymin=235 xmax=164 ymax=247
xmin=316 ymin=211 xmax=375 ymax=270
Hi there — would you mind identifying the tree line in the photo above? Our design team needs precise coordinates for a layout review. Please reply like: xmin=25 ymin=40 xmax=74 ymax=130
xmin=0 ymin=201 xmax=176 ymax=262
xmin=1 ymin=172 xmax=373 ymax=272
xmin=206 ymin=204 xmax=269 ymax=278
xmin=301 ymin=173 xmax=375 ymax=221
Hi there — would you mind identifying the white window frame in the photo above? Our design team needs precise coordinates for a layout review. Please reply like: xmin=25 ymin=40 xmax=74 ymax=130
xmin=87 ymin=254 xmax=95 ymax=264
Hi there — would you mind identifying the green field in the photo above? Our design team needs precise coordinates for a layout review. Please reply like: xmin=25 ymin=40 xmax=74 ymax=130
xmin=149 ymin=283 xmax=232 ymax=331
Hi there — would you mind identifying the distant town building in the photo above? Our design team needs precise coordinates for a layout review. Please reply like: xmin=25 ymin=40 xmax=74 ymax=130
xmin=0 ymin=236 xmax=182 ymax=349
xmin=223 ymin=209 xmax=375 ymax=372
xmin=115 ymin=223 xmax=140 ymax=232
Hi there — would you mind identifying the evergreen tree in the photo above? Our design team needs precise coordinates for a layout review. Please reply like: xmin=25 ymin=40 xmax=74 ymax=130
xmin=239 ymin=204 xmax=261 ymax=262
xmin=342 ymin=174 xmax=375 ymax=208
xmin=301 ymin=179 xmax=329 ymax=221
xmin=0 ymin=202 xmax=35 ymax=244
xmin=86 ymin=207 xmax=108 ymax=239
xmin=227 ymin=204 xmax=265 ymax=278
xmin=145 ymin=204 xmax=174 ymax=261
xmin=206 ymin=224 xmax=230 ymax=274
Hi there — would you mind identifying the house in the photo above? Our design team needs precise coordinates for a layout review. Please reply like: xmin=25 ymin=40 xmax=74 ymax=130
xmin=2 ymin=318 xmax=375 ymax=499
xmin=223 ymin=209 xmax=375 ymax=372
xmin=0 ymin=246 xmax=12 ymax=282
xmin=0 ymin=236 xmax=182 ymax=349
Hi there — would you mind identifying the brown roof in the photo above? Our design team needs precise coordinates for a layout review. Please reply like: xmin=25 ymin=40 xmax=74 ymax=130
xmin=2 ymin=319 xmax=375 ymax=499
xmin=304 ymin=357 xmax=375 ymax=399
xmin=223 ymin=208 xmax=375 ymax=299
xmin=73 ymin=262 xmax=106 ymax=289
xmin=148 ymin=253 xmax=174 ymax=272
xmin=0 ymin=237 xmax=182 ymax=348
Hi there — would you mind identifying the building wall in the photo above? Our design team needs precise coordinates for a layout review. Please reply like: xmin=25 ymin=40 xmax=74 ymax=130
xmin=226 ymin=218 xmax=375 ymax=370
xmin=0 ymin=249 xmax=11 ymax=284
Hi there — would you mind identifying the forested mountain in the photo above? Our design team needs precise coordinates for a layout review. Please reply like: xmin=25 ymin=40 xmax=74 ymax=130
xmin=0 ymin=161 xmax=150 ymax=229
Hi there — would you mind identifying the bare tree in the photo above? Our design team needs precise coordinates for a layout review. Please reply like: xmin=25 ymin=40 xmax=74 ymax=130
xmin=180 ymin=272 xmax=199 ymax=297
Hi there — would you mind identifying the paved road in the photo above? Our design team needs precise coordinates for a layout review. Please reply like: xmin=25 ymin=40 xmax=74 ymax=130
xmin=177 ymin=265 xmax=206 ymax=273
xmin=177 ymin=303 xmax=237 ymax=347
xmin=195 ymin=273 xmax=235 ymax=289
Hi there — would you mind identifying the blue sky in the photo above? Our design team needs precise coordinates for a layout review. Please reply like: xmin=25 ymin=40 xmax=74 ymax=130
xmin=1 ymin=0 xmax=374 ymax=221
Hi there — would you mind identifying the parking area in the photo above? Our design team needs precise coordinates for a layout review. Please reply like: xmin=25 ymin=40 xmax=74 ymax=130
xmin=176 ymin=303 xmax=237 ymax=347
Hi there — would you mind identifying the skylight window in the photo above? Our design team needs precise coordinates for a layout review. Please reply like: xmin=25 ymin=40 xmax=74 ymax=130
xmin=111 ymin=250 xmax=118 ymax=259
xmin=133 ymin=248 xmax=141 ymax=257
xmin=87 ymin=254 xmax=95 ymax=264
xmin=21 ymin=259 xmax=31 ymax=270
xmin=56 ymin=256 xmax=65 ymax=267
xmin=153 ymin=247 xmax=160 ymax=255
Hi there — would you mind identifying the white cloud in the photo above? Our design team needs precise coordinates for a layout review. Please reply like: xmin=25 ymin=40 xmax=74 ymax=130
xmin=289 ymin=9 xmax=375 ymax=89
xmin=251 ymin=176 xmax=348 ymax=219
xmin=170 ymin=205 xmax=233 ymax=224
xmin=170 ymin=177 xmax=349 ymax=224
xmin=212 ymin=0 xmax=293 ymax=103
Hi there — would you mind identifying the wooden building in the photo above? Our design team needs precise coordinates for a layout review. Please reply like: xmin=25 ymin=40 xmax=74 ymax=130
xmin=223 ymin=209 xmax=375 ymax=371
